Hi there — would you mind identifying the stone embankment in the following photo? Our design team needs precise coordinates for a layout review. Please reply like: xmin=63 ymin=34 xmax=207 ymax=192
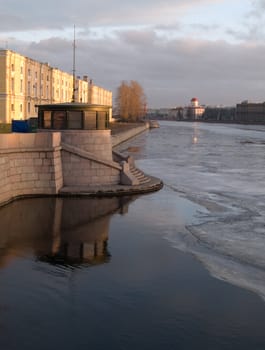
xmin=0 ymin=122 xmax=162 ymax=207
xmin=60 ymin=122 xmax=163 ymax=197
xmin=111 ymin=122 xmax=149 ymax=147
xmin=0 ymin=132 xmax=62 ymax=207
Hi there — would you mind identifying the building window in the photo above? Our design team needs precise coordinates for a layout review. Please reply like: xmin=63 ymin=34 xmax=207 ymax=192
xmin=20 ymin=104 xmax=22 ymax=113
xmin=11 ymin=78 xmax=15 ymax=93
xmin=11 ymin=64 xmax=14 ymax=71
xmin=28 ymin=102 xmax=30 ymax=113
xmin=11 ymin=104 xmax=14 ymax=111
xmin=28 ymin=68 xmax=31 ymax=76
xmin=20 ymin=79 xmax=23 ymax=93
xmin=28 ymin=81 xmax=31 ymax=95
xmin=20 ymin=66 xmax=23 ymax=74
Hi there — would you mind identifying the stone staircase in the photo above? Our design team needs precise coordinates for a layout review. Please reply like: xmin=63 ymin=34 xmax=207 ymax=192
xmin=112 ymin=150 xmax=152 ymax=186
xmin=129 ymin=165 xmax=151 ymax=185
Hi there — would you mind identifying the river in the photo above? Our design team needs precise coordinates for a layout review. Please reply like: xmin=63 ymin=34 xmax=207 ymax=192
xmin=1 ymin=121 xmax=265 ymax=349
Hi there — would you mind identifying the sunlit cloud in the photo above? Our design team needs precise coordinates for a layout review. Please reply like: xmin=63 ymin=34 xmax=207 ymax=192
xmin=0 ymin=0 xmax=264 ymax=107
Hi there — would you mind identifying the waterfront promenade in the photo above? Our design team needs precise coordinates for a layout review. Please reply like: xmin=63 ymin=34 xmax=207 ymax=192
xmin=60 ymin=122 xmax=163 ymax=196
xmin=0 ymin=122 xmax=163 ymax=207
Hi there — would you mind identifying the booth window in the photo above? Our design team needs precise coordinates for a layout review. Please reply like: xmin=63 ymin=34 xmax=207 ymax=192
xmin=53 ymin=111 xmax=66 ymax=129
xmin=97 ymin=111 xmax=108 ymax=130
xmin=68 ymin=111 xmax=83 ymax=129
xmin=43 ymin=111 xmax=51 ymax=128
xmin=84 ymin=111 xmax=97 ymax=129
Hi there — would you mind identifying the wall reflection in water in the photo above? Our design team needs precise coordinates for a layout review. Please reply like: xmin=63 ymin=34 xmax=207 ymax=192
xmin=0 ymin=196 xmax=134 ymax=267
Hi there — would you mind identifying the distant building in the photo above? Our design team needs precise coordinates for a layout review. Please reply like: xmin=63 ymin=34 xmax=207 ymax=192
xmin=203 ymin=106 xmax=236 ymax=122
xmin=183 ymin=98 xmax=205 ymax=120
xmin=147 ymin=99 xmax=205 ymax=121
xmin=0 ymin=49 xmax=112 ymax=123
xmin=168 ymin=107 xmax=184 ymax=120
xmin=146 ymin=108 xmax=170 ymax=119
xmin=236 ymin=101 xmax=265 ymax=123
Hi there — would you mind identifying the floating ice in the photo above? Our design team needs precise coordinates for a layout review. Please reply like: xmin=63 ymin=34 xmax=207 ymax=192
xmin=134 ymin=122 xmax=265 ymax=301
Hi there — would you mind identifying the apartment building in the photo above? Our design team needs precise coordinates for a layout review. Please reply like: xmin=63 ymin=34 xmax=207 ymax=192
xmin=0 ymin=49 xmax=112 ymax=123
xmin=236 ymin=101 xmax=265 ymax=123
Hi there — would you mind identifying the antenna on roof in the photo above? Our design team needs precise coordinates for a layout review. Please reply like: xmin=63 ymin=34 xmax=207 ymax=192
xmin=71 ymin=24 xmax=76 ymax=103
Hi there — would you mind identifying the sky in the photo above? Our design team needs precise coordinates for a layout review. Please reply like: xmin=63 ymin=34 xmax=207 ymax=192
xmin=1 ymin=0 xmax=265 ymax=108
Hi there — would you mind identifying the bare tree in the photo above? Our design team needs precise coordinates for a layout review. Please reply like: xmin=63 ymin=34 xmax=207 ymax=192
xmin=116 ymin=80 xmax=146 ymax=121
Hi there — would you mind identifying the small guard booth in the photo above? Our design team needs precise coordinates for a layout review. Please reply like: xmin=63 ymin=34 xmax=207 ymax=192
xmin=37 ymin=103 xmax=110 ymax=130
xmin=36 ymin=102 xmax=120 ymax=187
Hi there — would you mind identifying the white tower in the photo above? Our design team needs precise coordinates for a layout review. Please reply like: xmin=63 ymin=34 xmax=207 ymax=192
xmin=191 ymin=97 xmax=199 ymax=107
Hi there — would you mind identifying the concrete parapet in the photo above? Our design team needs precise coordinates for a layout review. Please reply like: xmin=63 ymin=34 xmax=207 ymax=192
xmin=112 ymin=123 xmax=149 ymax=147
xmin=0 ymin=132 xmax=61 ymax=150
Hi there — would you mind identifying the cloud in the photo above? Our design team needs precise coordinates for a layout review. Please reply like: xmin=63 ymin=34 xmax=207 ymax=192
xmin=1 ymin=0 xmax=264 ymax=107
xmin=0 ymin=0 xmax=224 ymax=32
xmin=191 ymin=23 xmax=220 ymax=32
xmin=226 ymin=0 xmax=265 ymax=42
xmin=248 ymin=0 xmax=265 ymax=17
xmin=7 ymin=27 xmax=265 ymax=107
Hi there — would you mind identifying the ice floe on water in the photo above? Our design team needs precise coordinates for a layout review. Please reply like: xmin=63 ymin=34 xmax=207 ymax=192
xmin=134 ymin=121 xmax=265 ymax=301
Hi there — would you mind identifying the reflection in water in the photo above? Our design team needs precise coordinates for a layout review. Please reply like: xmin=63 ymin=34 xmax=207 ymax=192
xmin=192 ymin=135 xmax=198 ymax=144
xmin=192 ymin=123 xmax=200 ymax=144
xmin=0 ymin=196 xmax=135 ymax=268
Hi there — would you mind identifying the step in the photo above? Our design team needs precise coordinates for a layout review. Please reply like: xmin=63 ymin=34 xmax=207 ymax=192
xmin=129 ymin=166 xmax=151 ymax=184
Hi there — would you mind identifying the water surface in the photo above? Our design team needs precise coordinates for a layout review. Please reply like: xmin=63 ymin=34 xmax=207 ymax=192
xmin=1 ymin=121 xmax=265 ymax=349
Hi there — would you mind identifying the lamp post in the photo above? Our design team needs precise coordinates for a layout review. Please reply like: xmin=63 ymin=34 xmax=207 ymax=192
xmin=71 ymin=25 xmax=76 ymax=103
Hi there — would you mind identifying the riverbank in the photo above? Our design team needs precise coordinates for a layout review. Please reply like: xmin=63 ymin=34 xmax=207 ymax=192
xmin=0 ymin=122 xmax=162 ymax=207
xmin=60 ymin=121 xmax=163 ymax=197
xmin=111 ymin=122 xmax=150 ymax=147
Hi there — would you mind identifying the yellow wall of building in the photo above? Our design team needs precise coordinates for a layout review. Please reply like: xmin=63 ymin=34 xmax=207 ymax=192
xmin=0 ymin=51 xmax=7 ymax=121
xmin=0 ymin=49 xmax=112 ymax=123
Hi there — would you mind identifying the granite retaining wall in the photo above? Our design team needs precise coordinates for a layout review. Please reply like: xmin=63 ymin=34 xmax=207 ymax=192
xmin=112 ymin=123 xmax=149 ymax=147
xmin=61 ymin=130 xmax=121 ymax=186
xmin=0 ymin=132 xmax=63 ymax=206
xmin=0 ymin=123 xmax=153 ymax=206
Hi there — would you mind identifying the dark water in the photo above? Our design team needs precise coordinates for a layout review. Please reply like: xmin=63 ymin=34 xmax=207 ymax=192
xmin=1 ymin=122 xmax=265 ymax=349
